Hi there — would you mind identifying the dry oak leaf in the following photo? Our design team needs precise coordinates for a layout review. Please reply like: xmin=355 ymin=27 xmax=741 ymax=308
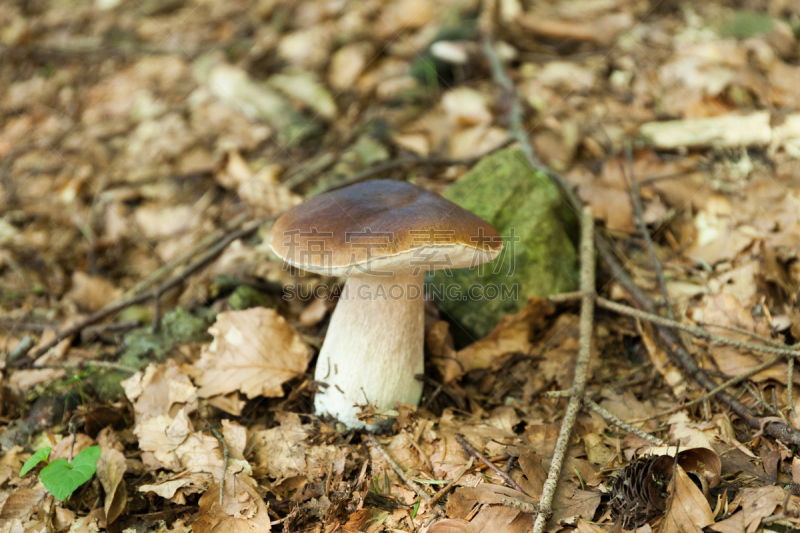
xmin=192 ymin=476 xmax=271 ymax=533
xmin=661 ymin=465 xmax=714 ymax=533
xmin=96 ymin=447 xmax=127 ymax=524
xmin=196 ymin=308 xmax=312 ymax=399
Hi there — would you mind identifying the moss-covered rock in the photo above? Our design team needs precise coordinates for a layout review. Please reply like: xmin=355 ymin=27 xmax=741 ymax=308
xmin=428 ymin=148 xmax=579 ymax=341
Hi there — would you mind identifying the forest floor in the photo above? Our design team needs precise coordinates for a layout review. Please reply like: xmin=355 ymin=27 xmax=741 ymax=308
xmin=2 ymin=0 xmax=800 ymax=531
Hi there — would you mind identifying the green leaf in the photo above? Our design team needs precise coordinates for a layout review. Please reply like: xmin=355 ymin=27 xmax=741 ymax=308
xmin=39 ymin=446 xmax=101 ymax=501
xmin=19 ymin=447 xmax=52 ymax=477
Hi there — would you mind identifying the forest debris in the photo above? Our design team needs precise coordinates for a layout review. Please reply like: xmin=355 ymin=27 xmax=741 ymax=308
xmin=122 ymin=361 xmax=198 ymax=423
xmin=269 ymin=71 xmax=337 ymax=121
xmin=640 ymin=112 xmax=771 ymax=149
xmin=514 ymin=12 xmax=633 ymax=46
xmin=328 ymin=42 xmax=374 ymax=90
xmin=66 ymin=272 xmax=123 ymax=312
xmin=195 ymin=308 xmax=312 ymax=399
xmin=249 ymin=412 xmax=346 ymax=484
xmin=96 ymin=447 xmax=127 ymax=524
xmin=193 ymin=53 xmax=318 ymax=146
xmin=661 ymin=466 xmax=714 ymax=533
xmin=700 ymin=294 xmax=791 ymax=384
xmin=192 ymin=476 xmax=271 ymax=533
xmin=437 ymin=297 xmax=552 ymax=382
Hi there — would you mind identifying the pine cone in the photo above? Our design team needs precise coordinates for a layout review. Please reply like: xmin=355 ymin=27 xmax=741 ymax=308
xmin=609 ymin=455 xmax=673 ymax=530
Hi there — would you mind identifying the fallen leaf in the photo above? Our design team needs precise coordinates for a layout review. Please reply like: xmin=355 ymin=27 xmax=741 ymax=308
xmin=661 ymin=466 xmax=714 ymax=533
xmin=740 ymin=486 xmax=786 ymax=533
xmin=96 ymin=447 xmax=127 ymax=524
xmin=196 ymin=308 xmax=312 ymax=399
xmin=192 ymin=476 xmax=271 ymax=533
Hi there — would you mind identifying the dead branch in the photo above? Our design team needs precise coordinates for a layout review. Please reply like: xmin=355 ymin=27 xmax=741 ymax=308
xmin=429 ymin=457 xmax=474 ymax=504
xmin=455 ymin=435 xmax=529 ymax=496
xmin=627 ymin=355 xmax=783 ymax=423
xmin=622 ymin=141 xmax=673 ymax=321
xmin=12 ymin=218 xmax=266 ymax=366
xmin=206 ymin=421 xmax=230 ymax=505
xmin=532 ymin=207 xmax=596 ymax=533
xmin=368 ymin=434 xmax=432 ymax=503
xmin=596 ymin=298 xmax=800 ymax=359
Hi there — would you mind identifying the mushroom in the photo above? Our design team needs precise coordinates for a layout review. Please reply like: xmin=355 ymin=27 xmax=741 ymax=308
xmin=270 ymin=180 xmax=503 ymax=429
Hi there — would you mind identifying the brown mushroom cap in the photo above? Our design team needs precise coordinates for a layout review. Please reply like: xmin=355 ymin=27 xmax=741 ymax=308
xmin=270 ymin=180 xmax=503 ymax=276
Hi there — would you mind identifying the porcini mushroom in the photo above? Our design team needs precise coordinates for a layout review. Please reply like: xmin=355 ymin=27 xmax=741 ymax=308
xmin=270 ymin=180 xmax=503 ymax=429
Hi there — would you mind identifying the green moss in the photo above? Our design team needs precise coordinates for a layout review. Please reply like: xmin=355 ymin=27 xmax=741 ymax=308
xmin=428 ymin=148 xmax=579 ymax=341
xmin=91 ymin=307 xmax=214 ymax=401
xmin=228 ymin=285 xmax=274 ymax=310
xmin=720 ymin=11 xmax=775 ymax=38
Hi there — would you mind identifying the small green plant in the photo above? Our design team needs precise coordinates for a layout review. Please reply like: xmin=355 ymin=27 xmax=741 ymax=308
xmin=19 ymin=445 xmax=101 ymax=501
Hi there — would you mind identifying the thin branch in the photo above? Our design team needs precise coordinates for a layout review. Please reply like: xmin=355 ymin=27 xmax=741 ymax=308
xmin=455 ymin=435 xmax=529 ymax=496
xmin=206 ymin=421 xmax=230 ymax=505
xmin=622 ymin=141 xmax=672 ymax=321
xmin=13 ymin=218 xmax=266 ymax=366
xmin=533 ymin=207 xmax=596 ymax=533
xmin=6 ymin=336 xmax=35 ymax=364
xmin=627 ymin=355 xmax=784 ymax=423
xmin=596 ymin=297 xmax=800 ymax=359
xmin=789 ymin=357 xmax=797 ymax=420
xmin=583 ymin=398 xmax=664 ymax=445
xmin=429 ymin=458 xmax=474 ymax=503
xmin=32 ymin=360 xmax=140 ymax=374
xmin=368 ymin=435 xmax=432 ymax=503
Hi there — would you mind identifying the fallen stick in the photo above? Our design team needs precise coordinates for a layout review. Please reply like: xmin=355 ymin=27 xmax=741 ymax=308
xmin=626 ymin=355 xmax=783 ymax=424
xmin=545 ymin=391 xmax=664 ymax=446
xmin=532 ymin=207 xmax=596 ymax=533
xmin=368 ymin=434 xmax=432 ymax=503
xmin=12 ymin=218 xmax=266 ymax=366
xmin=455 ymin=434 xmax=529 ymax=496
xmin=596 ymin=297 xmax=800 ymax=359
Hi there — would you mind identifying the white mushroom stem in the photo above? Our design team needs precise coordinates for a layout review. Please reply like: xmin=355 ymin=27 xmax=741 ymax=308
xmin=313 ymin=273 xmax=425 ymax=430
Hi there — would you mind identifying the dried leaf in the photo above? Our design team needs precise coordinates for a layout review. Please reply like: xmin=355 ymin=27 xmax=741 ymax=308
xmin=661 ymin=466 xmax=714 ymax=533
xmin=97 ymin=447 xmax=127 ymax=524
xmin=192 ymin=477 xmax=271 ymax=533
xmin=196 ymin=308 xmax=312 ymax=399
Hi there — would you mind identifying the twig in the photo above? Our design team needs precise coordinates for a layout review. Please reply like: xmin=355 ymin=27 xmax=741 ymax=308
xmin=31 ymin=360 xmax=140 ymax=374
xmin=368 ymin=434 xmax=432 ymax=503
xmin=429 ymin=458 xmax=474 ymax=503
xmin=320 ymin=139 xmax=514 ymax=195
xmin=596 ymin=297 xmax=800 ymax=359
xmin=14 ymin=218 xmax=266 ymax=366
xmin=533 ymin=207 xmax=596 ymax=533
xmin=152 ymin=291 xmax=161 ymax=333
xmin=206 ymin=421 xmax=230 ymax=505
xmin=455 ymin=435 xmax=529 ymax=496
xmin=583 ymin=398 xmax=664 ymax=445
xmin=627 ymin=355 xmax=784 ymax=423
xmin=622 ymin=142 xmax=672 ymax=321
xmin=6 ymin=336 xmax=35 ymax=364
xmin=80 ymin=320 xmax=140 ymax=342
xmin=546 ymin=390 xmax=664 ymax=445
xmin=696 ymin=321 xmax=783 ymax=347
xmin=789 ymin=357 xmax=797 ymax=420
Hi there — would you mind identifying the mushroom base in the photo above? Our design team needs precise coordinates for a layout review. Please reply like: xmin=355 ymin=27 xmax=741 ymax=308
xmin=313 ymin=274 xmax=425 ymax=430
